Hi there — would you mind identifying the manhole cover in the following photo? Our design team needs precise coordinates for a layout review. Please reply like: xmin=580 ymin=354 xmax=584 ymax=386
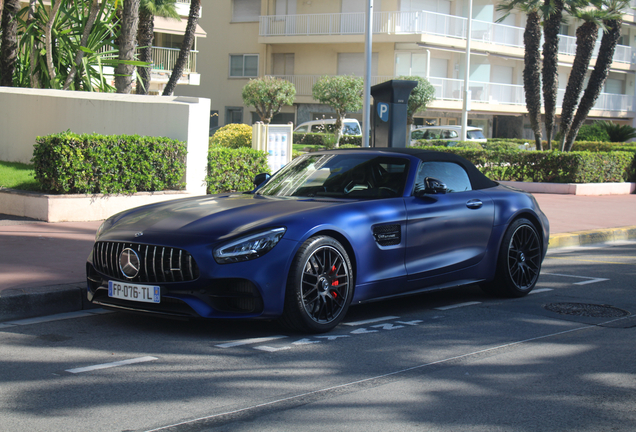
xmin=543 ymin=303 xmax=630 ymax=318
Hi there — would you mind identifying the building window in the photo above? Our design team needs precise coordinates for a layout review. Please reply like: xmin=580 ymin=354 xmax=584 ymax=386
xmin=232 ymin=0 xmax=260 ymax=22
xmin=230 ymin=54 xmax=258 ymax=77
xmin=225 ymin=107 xmax=244 ymax=125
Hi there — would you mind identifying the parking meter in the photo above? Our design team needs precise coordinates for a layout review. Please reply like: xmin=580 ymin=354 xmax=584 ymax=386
xmin=371 ymin=80 xmax=418 ymax=148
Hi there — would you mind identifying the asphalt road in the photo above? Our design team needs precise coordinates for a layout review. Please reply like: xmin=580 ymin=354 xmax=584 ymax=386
xmin=1 ymin=241 xmax=635 ymax=432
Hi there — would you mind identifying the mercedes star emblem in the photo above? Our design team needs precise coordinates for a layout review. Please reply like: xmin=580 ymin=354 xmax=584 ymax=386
xmin=119 ymin=248 xmax=141 ymax=279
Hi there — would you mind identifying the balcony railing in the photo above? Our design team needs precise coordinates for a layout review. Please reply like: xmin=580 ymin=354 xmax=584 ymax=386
xmin=149 ymin=46 xmax=198 ymax=73
xmin=269 ymin=74 xmax=634 ymax=113
xmin=260 ymin=11 xmax=634 ymax=64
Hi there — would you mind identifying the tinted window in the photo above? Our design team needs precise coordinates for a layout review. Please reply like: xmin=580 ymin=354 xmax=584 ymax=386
xmin=467 ymin=130 xmax=485 ymax=139
xmin=415 ymin=162 xmax=472 ymax=193
xmin=258 ymin=154 xmax=409 ymax=199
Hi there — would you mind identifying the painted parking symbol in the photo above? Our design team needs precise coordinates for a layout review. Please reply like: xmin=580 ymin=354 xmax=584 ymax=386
xmin=377 ymin=103 xmax=389 ymax=122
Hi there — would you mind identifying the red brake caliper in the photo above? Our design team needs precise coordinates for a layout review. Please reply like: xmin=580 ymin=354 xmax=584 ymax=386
xmin=330 ymin=265 xmax=339 ymax=294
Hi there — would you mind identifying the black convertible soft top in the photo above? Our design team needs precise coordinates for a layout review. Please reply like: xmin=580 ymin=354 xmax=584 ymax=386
xmin=331 ymin=147 xmax=499 ymax=190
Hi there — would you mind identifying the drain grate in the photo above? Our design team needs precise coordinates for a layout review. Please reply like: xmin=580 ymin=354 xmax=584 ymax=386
xmin=543 ymin=302 xmax=630 ymax=318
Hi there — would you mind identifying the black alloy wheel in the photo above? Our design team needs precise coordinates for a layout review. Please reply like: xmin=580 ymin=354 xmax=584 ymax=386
xmin=482 ymin=218 xmax=542 ymax=298
xmin=281 ymin=236 xmax=353 ymax=333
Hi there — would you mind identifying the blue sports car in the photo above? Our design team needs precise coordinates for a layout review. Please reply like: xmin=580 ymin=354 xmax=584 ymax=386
xmin=86 ymin=148 xmax=549 ymax=333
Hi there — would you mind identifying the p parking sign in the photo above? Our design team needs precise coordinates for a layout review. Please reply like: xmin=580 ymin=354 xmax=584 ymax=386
xmin=377 ymin=102 xmax=389 ymax=122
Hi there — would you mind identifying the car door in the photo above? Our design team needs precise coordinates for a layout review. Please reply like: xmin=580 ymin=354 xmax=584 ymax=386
xmin=404 ymin=161 xmax=494 ymax=283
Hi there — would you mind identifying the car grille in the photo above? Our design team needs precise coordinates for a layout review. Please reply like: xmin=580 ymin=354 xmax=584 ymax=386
xmin=93 ymin=241 xmax=200 ymax=283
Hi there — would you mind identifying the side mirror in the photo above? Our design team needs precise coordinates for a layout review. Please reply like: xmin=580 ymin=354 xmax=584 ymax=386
xmin=253 ymin=173 xmax=271 ymax=188
xmin=415 ymin=177 xmax=447 ymax=197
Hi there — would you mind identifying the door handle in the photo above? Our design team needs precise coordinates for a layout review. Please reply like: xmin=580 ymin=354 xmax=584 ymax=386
xmin=466 ymin=199 xmax=483 ymax=209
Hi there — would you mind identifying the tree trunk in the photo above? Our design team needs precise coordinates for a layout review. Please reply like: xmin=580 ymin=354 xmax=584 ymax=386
xmin=565 ymin=19 xmax=622 ymax=151
xmin=27 ymin=0 xmax=40 ymax=88
xmin=162 ymin=0 xmax=200 ymax=96
xmin=558 ymin=21 xmax=598 ymax=151
xmin=44 ymin=0 xmax=63 ymax=84
xmin=523 ymin=11 xmax=543 ymax=150
xmin=136 ymin=10 xmax=154 ymax=95
xmin=115 ymin=0 xmax=141 ymax=94
xmin=542 ymin=0 xmax=563 ymax=150
xmin=0 ymin=0 xmax=20 ymax=86
xmin=63 ymin=0 xmax=100 ymax=90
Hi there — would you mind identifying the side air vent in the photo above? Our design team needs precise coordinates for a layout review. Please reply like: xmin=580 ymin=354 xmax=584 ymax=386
xmin=373 ymin=224 xmax=401 ymax=246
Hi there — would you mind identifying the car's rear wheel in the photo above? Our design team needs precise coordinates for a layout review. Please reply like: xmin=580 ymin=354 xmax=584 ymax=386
xmin=280 ymin=236 xmax=353 ymax=333
xmin=483 ymin=218 xmax=542 ymax=297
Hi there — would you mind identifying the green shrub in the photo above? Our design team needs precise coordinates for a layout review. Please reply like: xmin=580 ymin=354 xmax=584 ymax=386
xmin=32 ymin=132 xmax=186 ymax=194
xmin=575 ymin=123 xmax=611 ymax=142
xmin=210 ymin=123 xmax=253 ymax=148
xmin=293 ymin=132 xmax=362 ymax=147
xmin=413 ymin=145 xmax=635 ymax=183
xmin=207 ymin=146 xmax=269 ymax=194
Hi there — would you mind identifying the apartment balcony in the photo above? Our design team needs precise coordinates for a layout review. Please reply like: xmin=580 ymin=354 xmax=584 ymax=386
xmin=148 ymin=47 xmax=200 ymax=86
xmin=268 ymin=74 xmax=634 ymax=115
xmin=260 ymin=11 xmax=635 ymax=65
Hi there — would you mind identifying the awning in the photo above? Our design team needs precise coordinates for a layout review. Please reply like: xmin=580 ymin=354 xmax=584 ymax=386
xmin=153 ymin=16 xmax=207 ymax=38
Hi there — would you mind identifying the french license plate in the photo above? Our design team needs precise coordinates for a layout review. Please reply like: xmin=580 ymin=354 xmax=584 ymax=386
xmin=108 ymin=281 xmax=160 ymax=303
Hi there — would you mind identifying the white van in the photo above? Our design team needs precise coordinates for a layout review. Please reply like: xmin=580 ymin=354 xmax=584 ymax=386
xmin=294 ymin=118 xmax=362 ymax=136
xmin=410 ymin=125 xmax=486 ymax=146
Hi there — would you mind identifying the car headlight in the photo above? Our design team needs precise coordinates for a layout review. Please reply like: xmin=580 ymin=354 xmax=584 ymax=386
xmin=213 ymin=228 xmax=286 ymax=264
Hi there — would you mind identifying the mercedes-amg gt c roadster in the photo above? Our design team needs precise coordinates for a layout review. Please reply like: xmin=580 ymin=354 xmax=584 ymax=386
xmin=87 ymin=148 xmax=549 ymax=333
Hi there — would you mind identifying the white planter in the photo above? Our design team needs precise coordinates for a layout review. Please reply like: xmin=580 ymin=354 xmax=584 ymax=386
xmin=0 ymin=188 xmax=199 ymax=222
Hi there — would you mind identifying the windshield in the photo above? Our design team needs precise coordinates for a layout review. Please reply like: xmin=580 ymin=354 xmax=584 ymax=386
xmin=258 ymin=153 xmax=409 ymax=199
xmin=467 ymin=130 xmax=485 ymax=139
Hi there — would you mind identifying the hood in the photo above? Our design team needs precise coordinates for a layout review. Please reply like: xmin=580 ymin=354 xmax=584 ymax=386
xmin=98 ymin=193 xmax=343 ymax=244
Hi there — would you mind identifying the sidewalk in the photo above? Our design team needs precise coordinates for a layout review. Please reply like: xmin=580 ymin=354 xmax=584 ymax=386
xmin=1 ymin=193 xmax=635 ymax=322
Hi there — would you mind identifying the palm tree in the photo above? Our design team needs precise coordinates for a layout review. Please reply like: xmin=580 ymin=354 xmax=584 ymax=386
xmin=564 ymin=0 xmax=629 ymax=151
xmin=0 ymin=0 xmax=20 ymax=86
xmin=541 ymin=0 xmax=564 ymax=150
xmin=497 ymin=0 xmax=543 ymax=150
xmin=136 ymin=0 xmax=179 ymax=95
xmin=162 ymin=0 xmax=200 ymax=96
xmin=115 ymin=0 xmax=141 ymax=94
xmin=558 ymin=4 xmax=614 ymax=150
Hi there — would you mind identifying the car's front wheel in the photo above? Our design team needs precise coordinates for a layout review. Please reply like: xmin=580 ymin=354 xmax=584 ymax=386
xmin=280 ymin=236 xmax=353 ymax=333
xmin=483 ymin=218 xmax=542 ymax=297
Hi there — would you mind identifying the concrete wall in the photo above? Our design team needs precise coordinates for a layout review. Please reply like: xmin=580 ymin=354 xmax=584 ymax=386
xmin=0 ymin=87 xmax=210 ymax=195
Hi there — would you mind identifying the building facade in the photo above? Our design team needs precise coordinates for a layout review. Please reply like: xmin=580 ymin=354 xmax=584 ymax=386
xmin=176 ymin=0 xmax=636 ymax=139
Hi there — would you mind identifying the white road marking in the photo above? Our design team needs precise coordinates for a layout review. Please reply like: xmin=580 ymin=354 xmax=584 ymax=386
xmin=66 ymin=356 xmax=158 ymax=374
xmin=573 ymin=278 xmax=610 ymax=285
xmin=396 ymin=320 xmax=423 ymax=326
xmin=1 ymin=309 xmax=113 ymax=327
xmin=435 ymin=301 xmax=482 ymax=311
xmin=371 ymin=323 xmax=404 ymax=330
xmin=542 ymin=273 xmax=609 ymax=285
xmin=292 ymin=339 xmax=320 ymax=346
xmin=530 ymin=288 xmax=554 ymax=294
xmin=350 ymin=327 xmax=379 ymax=334
xmin=146 ymin=323 xmax=604 ymax=432
xmin=342 ymin=316 xmax=400 ymax=326
xmin=253 ymin=346 xmax=291 ymax=353
xmin=215 ymin=336 xmax=288 ymax=348
xmin=315 ymin=335 xmax=349 ymax=341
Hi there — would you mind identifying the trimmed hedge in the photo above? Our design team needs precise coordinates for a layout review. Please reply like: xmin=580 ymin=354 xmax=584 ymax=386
xmin=206 ymin=146 xmax=270 ymax=194
xmin=210 ymin=123 xmax=253 ymax=148
xmin=413 ymin=145 xmax=636 ymax=183
xmin=32 ymin=132 xmax=186 ymax=194
xmin=293 ymin=132 xmax=362 ymax=147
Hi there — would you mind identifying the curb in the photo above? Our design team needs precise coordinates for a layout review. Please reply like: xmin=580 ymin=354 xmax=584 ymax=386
xmin=0 ymin=282 xmax=96 ymax=322
xmin=1 ymin=228 xmax=635 ymax=324
xmin=548 ymin=226 xmax=636 ymax=249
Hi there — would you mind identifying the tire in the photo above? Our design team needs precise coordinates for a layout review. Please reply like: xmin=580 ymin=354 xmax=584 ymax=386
xmin=280 ymin=236 xmax=354 ymax=333
xmin=484 ymin=218 xmax=543 ymax=298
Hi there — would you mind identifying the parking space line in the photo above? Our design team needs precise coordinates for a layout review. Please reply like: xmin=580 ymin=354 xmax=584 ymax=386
xmin=342 ymin=316 xmax=400 ymax=326
xmin=542 ymin=273 xmax=609 ymax=285
xmin=215 ymin=336 xmax=288 ymax=348
xmin=2 ymin=309 xmax=113 ymax=327
xmin=66 ymin=356 xmax=158 ymax=374
xmin=435 ymin=301 xmax=481 ymax=311
xmin=530 ymin=288 xmax=554 ymax=294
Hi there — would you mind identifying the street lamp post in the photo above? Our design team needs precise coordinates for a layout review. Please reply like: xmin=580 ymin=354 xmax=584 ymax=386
xmin=362 ymin=0 xmax=373 ymax=147
xmin=461 ymin=0 xmax=473 ymax=142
